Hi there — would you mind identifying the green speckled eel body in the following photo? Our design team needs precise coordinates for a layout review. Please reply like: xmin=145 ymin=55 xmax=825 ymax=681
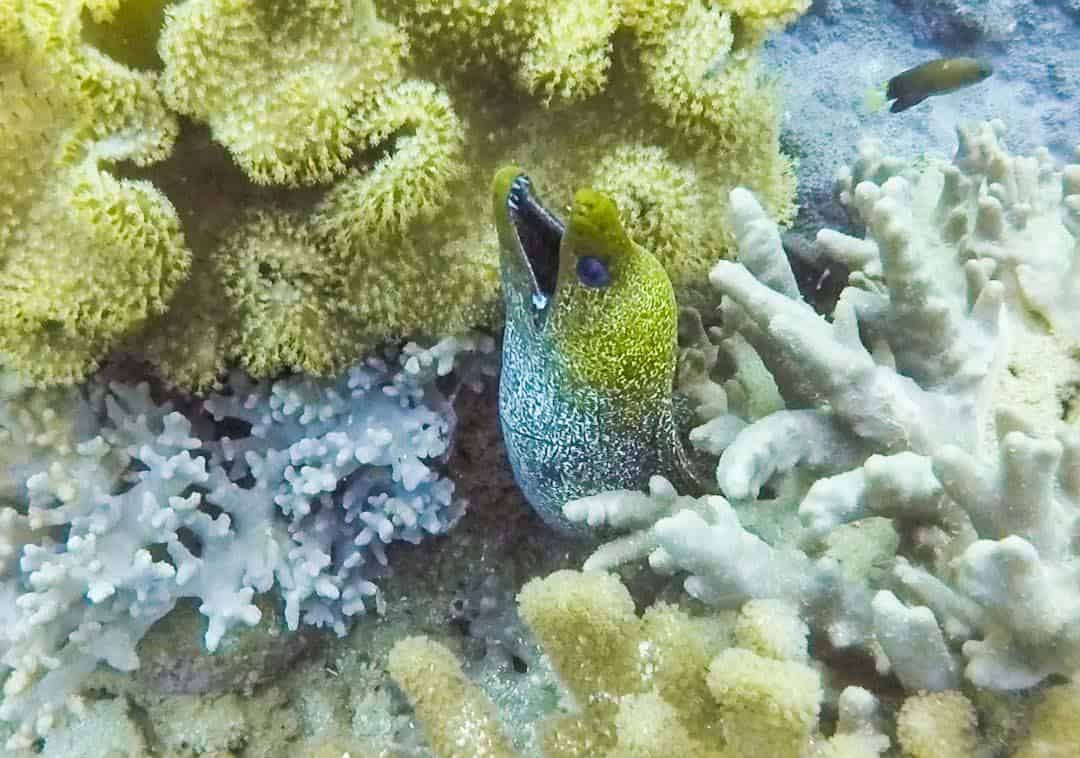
xmin=492 ymin=167 xmax=699 ymax=535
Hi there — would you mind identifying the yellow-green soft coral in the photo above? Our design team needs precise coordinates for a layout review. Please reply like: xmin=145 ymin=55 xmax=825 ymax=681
xmin=80 ymin=0 xmax=173 ymax=69
xmin=388 ymin=636 xmax=517 ymax=758
xmin=159 ymin=0 xmax=408 ymax=187
xmin=386 ymin=0 xmax=803 ymax=236
xmin=0 ymin=0 xmax=188 ymax=386
xmin=143 ymin=0 xmax=802 ymax=389
xmin=150 ymin=0 xmax=497 ymax=386
xmin=624 ymin=0 xmax=804 ymax=201
xmin=389 ymin=571 xmax=885 ymax=758
xmin=379 ymin=0 xmax=620 ymax=105
xmin=214 ymin=211 xmax=363 ymax=378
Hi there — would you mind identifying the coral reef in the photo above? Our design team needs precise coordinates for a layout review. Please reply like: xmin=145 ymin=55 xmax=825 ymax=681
xmin=2 ymin=0 xmax=804 ymax=390
xmin=564 ymin=121 xmax=1080 ymax=694
xmin=0 ymin=334 xmax=493 ymax=750
xmin=0 ymin=0 xmax=188 ymax=386
xmin=7 ymin=0 xmax=1079 ymax=750
xmin=390 ymin=570 xmax=891 ymax=757
xmin=12 ymin=385 xmax=584 ymax=756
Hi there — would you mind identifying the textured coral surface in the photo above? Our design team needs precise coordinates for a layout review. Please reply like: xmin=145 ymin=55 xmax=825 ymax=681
xmin=1 ymin=0 xmax=802 ymax=391
xmin=4 ymin=0 xmax=1080 ymax=754
xmin=0 ymin=336 xmax=492 ymax=750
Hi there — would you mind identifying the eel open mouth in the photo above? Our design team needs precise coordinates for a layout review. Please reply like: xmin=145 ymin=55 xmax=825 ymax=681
xmin=506 ymin=174 xmax=564 ymax=309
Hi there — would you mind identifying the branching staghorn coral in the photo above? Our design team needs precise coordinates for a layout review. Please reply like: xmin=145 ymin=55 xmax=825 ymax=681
xmin=563 ymin=121 xmax=1080 ymax=694
xmin=0 ymin=0 xmax=188 ymax=386
xmin=390 ymin=570 xmax=891 ymax=758
xmin=0 ymin=334 xmax=494 ymax=751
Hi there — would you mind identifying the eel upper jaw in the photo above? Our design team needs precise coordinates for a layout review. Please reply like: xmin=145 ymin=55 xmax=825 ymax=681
xmin=505 ymin=174 xmax=564 ymax=312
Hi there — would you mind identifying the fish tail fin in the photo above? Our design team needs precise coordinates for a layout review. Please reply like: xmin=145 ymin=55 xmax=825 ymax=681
xmin=862 ymin=84 xmax=887 ymax=112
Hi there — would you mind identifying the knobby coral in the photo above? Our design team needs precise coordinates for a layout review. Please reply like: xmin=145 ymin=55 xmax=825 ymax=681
xmin=390 ymin=570 xmax=891 ymax=758
xmin=563 ymin=121 xmax=1080 ymax=694
xmin=0 ymin=334 xmax=494 ymax=751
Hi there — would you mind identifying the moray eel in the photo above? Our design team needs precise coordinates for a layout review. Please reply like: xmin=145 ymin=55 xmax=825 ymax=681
xmin=493 ymin=167 xmax=702 ymax=535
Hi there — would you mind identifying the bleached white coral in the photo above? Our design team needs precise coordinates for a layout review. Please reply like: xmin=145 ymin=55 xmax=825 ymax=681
xmin=567 ymin=121 xmax=1080 ymax=694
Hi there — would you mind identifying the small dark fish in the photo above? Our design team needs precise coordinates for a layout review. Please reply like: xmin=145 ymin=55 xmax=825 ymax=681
xmin=886 ymin=57 xmax=993 ymax=113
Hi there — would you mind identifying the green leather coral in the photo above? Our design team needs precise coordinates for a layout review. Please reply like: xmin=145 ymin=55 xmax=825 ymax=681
xmin=159 ymin=0 xmax=407 ymax=186
xmin=215 ymin=211 xmax=362 ymax=378
xmin=111 ymin=0 xmax=800 ymax=390
xmin=380 ymin=0 xmax=620 ymax=105
xmin=150 ymin=0 xmax=497 ymax=386
xmin=379 ymin=0 xmax=805 ymax=300
xmin=0 ymin=0 xmax=189 ymax=386
xmin=621 ymin=0 xmax=810 ymax=217
xmin=81 ymin=0 xmax=174 ymax=69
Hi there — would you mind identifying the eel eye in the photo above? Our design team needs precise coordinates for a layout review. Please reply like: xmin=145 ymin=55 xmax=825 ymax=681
xmin=576 ymin=256 xmax=610 ymax=288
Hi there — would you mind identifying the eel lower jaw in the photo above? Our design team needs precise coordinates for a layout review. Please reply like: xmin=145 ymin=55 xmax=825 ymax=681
xmin=506 ymin=174 xmax=563 ymax=311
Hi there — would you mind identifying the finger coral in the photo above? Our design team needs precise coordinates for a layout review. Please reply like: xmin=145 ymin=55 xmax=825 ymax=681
xmin=564 ymin=121 xmax=1080 ymax=694
xmin=0 ymin=334 xmax=494 ymax=751
xmin=896 ymin=691 xmax=978 ymax=758
xmin=388 ymin=636 xmax=517 ymax=758
xmin=390 ymin=570 xmax=890 ymax=758
xmin=0 ymin=0 xmax=189 ymax=386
